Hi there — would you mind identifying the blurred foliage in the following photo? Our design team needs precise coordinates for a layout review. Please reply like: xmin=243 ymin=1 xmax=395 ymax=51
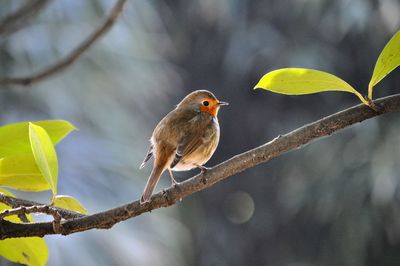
xmin=0 ymin=120 xmax=84 ymax=265
xmin=0 ymin=188 xmax=48 ymax=266
xmin=0 ymin=0 xmax=399 ymax=266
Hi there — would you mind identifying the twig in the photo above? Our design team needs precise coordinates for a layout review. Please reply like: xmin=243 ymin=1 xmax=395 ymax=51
xmin=0 ymin=93 xmax=399 ymax=239
xmin=0 ymin=193 xmax=30 ymax=222
xmin=0 ymin=0 xmax=127 ymax=86
xmin=0 ymin=192 xmax=84 ymax=219
xmin=0 ymin=0 xmax=52 ymax=37
xmin=0 ymin=205 xmax=54 ymax=220
xmin=0 ymin=205 xmax=62 ymax=233
xmin=17 ymin=213 xmax=30 ymax=223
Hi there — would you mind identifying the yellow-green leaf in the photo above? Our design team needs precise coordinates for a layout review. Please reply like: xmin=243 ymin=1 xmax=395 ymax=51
xmin=53 ymin=195 xmax=87 ymax=214
xmin=369 ymin=31 xmax=400 ymax=98
xmin=0 ymin=238 xmax=48 ymax=266
xmin=0 ymin=154 xmax=50 ymax=192
xmin=29 ymin=123 xmax=58 ymax=195
xmin=0 ymin=188 xmax=20 ymax=222
xmin=0 ymin=189 xmax=48 ymax=266
xmin=0 ymin=120 xmax=76 ymax=158
xmin=0 ymin=187 xmax=14 ymax=197
xmin=254 ymin=68 xmax=370 ymax=106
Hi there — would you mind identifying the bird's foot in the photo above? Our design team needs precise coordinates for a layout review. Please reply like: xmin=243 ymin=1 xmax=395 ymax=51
xmin=168 ymin=168 xmax=180 ymax=187
xmin=171 ymin=179 xmax=180 ymax=188
xmin=196 ymin=164 xmax=210 ymax=184
xmin=170 ymin=174 xmax=180 ymax=186
xmin=196 ymin=165 xmax=210 ymax=174
xmin=140 ymin=195 xmax=150 ymax=205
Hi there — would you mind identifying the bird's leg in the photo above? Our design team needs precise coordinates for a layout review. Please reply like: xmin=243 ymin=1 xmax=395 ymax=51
xmin=196 ymin=164 xmax=210 ymax=174
xmin=168 ymin=168 xmax=179 ymax=186
xmin=195 ymin=164 xmax=210 ymax=184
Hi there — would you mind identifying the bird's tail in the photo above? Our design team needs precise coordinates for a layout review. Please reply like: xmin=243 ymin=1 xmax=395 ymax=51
xmin=140 ymin=163 xmax=165 ymax=204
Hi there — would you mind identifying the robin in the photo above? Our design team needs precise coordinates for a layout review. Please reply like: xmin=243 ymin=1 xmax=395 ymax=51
xmin=139 ymin=90 xmax=228 ymax=203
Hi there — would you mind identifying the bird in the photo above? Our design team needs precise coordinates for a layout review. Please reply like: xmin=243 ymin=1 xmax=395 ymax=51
xmin=139 ymin=90 xmax=228 ymax=204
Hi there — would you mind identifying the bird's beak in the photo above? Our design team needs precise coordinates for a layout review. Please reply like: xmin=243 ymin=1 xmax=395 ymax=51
xmin=217 ymin=101 xmax=229 ymax=106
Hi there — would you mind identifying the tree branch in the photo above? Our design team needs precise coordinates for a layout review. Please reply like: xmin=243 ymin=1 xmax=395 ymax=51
xmin=0 ymin=0 xmax=127 ymax=87
xmin=0 ymin=0 xmax=52 ymax=37
xmin=0 ymin=193 xmax=84 ymax=219
xmin=1 ymin=94 xmax=400 ymax=239
xmin=0 ymin=205 xmax=63 ymax=233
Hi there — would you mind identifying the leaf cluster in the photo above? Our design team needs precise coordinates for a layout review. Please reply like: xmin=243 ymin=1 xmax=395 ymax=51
xmin=0 ymin=120 xmax=85 ymax=265
xmin=255 ymin=31 xmax=400 ymax=107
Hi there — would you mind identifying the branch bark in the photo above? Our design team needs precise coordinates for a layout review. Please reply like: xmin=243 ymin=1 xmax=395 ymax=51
xmin=0 ymin=193 xmax=84 ymax=219
xmin=0 ymin=0 xmax=52 ymax=37
xmin=0 ymin=205 xmax=64 ymax=233
xmin=1 ymin=94 xmax=399 ymax=239
xmin=0 ymin=0 xmax=127 ymax=87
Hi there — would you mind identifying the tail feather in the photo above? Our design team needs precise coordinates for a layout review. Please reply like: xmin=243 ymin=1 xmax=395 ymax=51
xmin=140 ymin=164 xmax=165 ymax=204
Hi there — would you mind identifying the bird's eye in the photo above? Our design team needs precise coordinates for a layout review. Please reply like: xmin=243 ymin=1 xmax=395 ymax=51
xmin=202 ymin=101 xmax=209 ymax=106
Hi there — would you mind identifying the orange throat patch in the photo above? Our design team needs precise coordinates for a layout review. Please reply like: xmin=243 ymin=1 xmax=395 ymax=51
xmin=200 ymin=103 xmax=219 ymax=117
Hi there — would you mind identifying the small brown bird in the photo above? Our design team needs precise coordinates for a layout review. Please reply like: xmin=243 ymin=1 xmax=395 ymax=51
xmin=139 ymin=90 xmax=228 ymax=203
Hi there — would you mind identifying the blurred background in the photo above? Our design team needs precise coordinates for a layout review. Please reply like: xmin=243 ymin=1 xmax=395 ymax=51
xmin=0 ymin=0 xmax=399 ymax=265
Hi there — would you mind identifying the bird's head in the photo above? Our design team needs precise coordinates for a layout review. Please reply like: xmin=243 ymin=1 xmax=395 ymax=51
xmin=177 ymin=90 xmax=228 ymax=117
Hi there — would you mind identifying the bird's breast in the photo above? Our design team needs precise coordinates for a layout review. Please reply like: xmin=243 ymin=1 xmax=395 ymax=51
xmin=173 ymin=118 xmax=220 ymax=171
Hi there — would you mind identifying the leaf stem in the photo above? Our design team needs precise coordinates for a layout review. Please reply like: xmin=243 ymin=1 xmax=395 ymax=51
xmin=368 ymin=83 xmax=374 ymax=101
xmin=353 ymin=90 xmax=374 ymax=109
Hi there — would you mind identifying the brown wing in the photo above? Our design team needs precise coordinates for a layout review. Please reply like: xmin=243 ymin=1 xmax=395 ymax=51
xmin=170 ymin=114 xmax=218 ymax=169
xmin=170 ymin=133 xmax=205 ymax=169
xmin=139 ymin=144 xmax=153 ymax=169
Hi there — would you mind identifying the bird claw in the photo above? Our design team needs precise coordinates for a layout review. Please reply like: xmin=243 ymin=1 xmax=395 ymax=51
xmin=168 ymin=168 xmax=180 ymax=187
xmin=196 ymin=165 xmax=210 ymax=184
xmin=170 ymin=175 xmax=180 ymax=189
xmin=140 ymin=195 xmax=150 ymax=205
xmin=197 ymin=165 xmax=210 ymax=174
xmin=171 ymin=181 xmax=180 ymax=190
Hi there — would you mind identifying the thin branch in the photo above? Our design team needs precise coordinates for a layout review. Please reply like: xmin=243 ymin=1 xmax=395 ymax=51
xmin=0 ymin=205 xmax=48 ymax=220
xmin=0 ymin=0 xmax=52 ymax=37
xmin=0 ymin=205 xmax=62 ymax=233
xmin=0 ymin=193 xmax=84 ymax=219
xmin=17 ymin=213 xmax=30 ymax=223
xmin=1 ymin=94 xmax=399 ymax=239
xmin=0 ymin=0 xmax=127 ymax=87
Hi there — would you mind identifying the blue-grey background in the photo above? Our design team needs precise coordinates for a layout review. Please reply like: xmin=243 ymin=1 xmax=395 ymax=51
xmin=1 ymin=0 xmax=399 ymax=265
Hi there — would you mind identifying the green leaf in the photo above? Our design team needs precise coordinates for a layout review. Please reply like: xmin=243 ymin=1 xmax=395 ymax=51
xmin=368 ymin=31 xmax=400 ymax=99
xmin=0 ymin=120 xmax=76 ymax=158
xmin=0 ymin=188 xmax=20 ymax=222
xmin=254 ymin=68 xmax=370 ymax=106
xmin=29 ymin=123 xmax=58 ymax=196
xmin=0 ymin=154 xmax=50 ymax=192
xmin=0 ymin=187 xmax=13 ymax=197
xmin=0 ymin=189 xmax=48 ymax=266
xmin=0 ymin=238 xmax=48 ymax=266
xmin=53 ymin=195 xmax=88 ymax=214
